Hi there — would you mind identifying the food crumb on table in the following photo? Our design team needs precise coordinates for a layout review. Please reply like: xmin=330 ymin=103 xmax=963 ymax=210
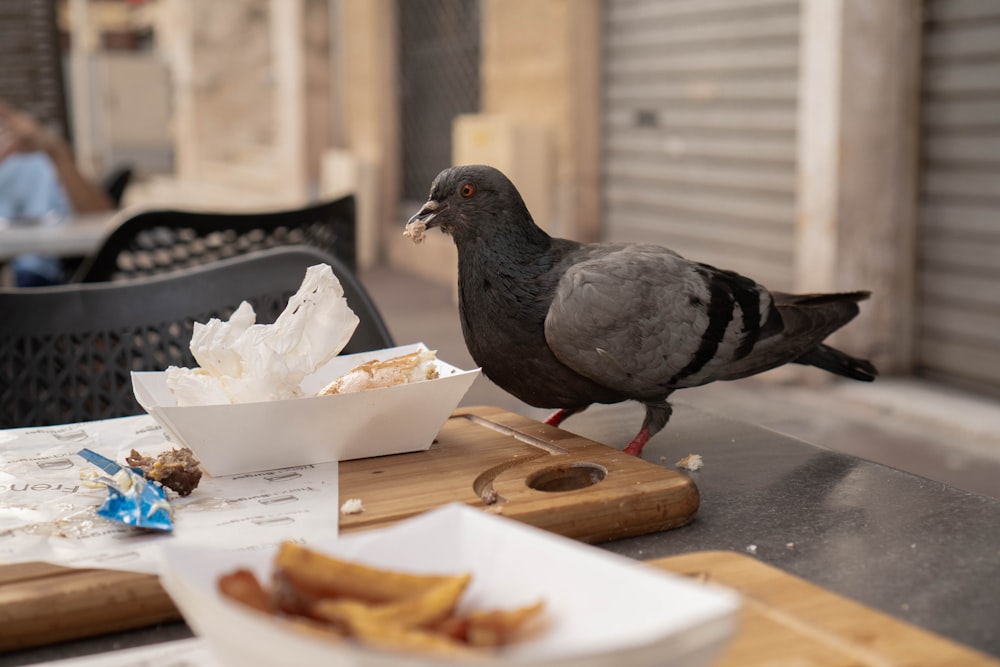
xmin=676 ymin=453 xmax=704 ymax=471
xmin=340 ymin=498 xmax=365 ymax=515
xmin=746 ymin=544 xmax=758 ymax=555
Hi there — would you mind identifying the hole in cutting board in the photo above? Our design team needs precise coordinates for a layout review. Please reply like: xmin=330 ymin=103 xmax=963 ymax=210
xmin=527 ymin=463 xmax=608 ymax=492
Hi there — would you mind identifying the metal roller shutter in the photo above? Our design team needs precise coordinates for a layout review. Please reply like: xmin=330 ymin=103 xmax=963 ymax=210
xmin=918 ymin=0 xmax=1000 ymax=396
xmin=0 ymin=0 xmax=69 ymax=141
xmin=601 ymin=0 xmax=801 ymax=291
xmin=397 ymin=0 xmax=481 ymax=203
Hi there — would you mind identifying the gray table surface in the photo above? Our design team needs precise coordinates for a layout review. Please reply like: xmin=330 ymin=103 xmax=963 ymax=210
xmin=4 ymin=401 xmax=999 ymax=665
xmin=570 ymin=402 xmax=1000 ymax=659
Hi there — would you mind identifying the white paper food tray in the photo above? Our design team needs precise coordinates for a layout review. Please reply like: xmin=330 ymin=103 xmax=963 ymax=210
xmin=132 ymin=343 xmax=479 ymax=476
xmin=159 ymin=503 xmax=740 ymax=667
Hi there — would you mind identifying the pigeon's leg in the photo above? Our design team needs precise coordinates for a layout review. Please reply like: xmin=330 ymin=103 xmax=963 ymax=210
xmin=544 ymin=406 xmax=588 ymax=427
xmin=623 ymin=402 xmax=673 ymax=456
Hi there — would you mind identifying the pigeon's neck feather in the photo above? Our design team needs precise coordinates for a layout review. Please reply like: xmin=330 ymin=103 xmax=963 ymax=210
xmin=455 ymin=234 xmax=580 ymax=306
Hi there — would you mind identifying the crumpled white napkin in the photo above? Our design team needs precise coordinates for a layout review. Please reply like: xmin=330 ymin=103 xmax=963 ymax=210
xmin=165 ymin=263 xmax=360 ymax=405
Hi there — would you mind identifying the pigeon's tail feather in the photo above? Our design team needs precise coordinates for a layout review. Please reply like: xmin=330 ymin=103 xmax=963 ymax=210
xmin=793 ymin=343 xmax=878 ymax=382
xmin=771 ymin=291 xmax=868 ymax=346
xmin=772 ymin=290 xmax=871 ymax=307
xmin=709 ymin=290 xmax=873 ymax=383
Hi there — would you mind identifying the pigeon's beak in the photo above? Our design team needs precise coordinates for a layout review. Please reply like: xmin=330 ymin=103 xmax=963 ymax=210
xmin=407 ymin=200 xmax=447 ymax=229
xmin=404 ymin=200 xmax=450 ymax=244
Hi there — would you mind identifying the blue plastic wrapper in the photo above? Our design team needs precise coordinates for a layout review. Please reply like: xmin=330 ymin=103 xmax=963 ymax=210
xmin=78 ymin=448 xmax=174 ymax=532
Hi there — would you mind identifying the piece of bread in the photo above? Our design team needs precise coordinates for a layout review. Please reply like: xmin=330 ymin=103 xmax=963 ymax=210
xmin=317 ymin=349 xmax=439 ymax=396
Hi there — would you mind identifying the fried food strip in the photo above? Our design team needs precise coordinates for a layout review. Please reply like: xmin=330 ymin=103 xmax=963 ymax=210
xmin=274 ymin=542 xmax=456 ymax=604
xmin=348 ymin=617 xmax=481 ymax=659
xmin=433 ymin=599 xmax=546 ymax=647
xmin=465 ymin=599 xmax=546 ymax=647
xmin=218 ymin=569 xmax=272 ymax=613
xmin=312 ymin=573 xmax=470 ymax=630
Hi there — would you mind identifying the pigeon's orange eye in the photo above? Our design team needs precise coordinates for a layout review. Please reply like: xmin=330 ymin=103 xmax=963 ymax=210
xmin=460 ymin=183 xmax=476 ymax=198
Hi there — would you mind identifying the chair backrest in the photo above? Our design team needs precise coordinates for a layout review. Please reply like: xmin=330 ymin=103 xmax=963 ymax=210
xmin=72 ymin=196 xmax=357 ymax=283
xmin=101 ymin=165 xmax=133 ymax=207
xmin=0 ymin=246 xmax=394 ymax=428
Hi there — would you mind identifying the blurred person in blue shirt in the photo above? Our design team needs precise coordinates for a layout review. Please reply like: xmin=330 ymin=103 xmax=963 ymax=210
xmin=0 ymin=100 xmax=112 ymax=286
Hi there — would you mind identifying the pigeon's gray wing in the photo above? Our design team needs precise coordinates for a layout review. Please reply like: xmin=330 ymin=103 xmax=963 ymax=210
xmin=544 ymin=244 xmax=779 ymax=395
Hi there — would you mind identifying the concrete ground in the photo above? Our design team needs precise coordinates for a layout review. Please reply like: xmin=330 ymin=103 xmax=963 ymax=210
xmin=358 ymin=265 xmax=1000 ymax=500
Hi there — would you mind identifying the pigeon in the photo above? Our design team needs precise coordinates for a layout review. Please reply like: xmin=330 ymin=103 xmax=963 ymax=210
xmin=405 ymin=165 xmax=877 ymax=457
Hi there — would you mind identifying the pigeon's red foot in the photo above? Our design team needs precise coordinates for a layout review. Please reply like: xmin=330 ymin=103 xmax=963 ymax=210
xmin=622 ymin=428 xmax=652 ymax=457
xmin=543 ymin=409 xmax=569 ymax=426
xmin=544 ymin=407 xmax=585 ymax=427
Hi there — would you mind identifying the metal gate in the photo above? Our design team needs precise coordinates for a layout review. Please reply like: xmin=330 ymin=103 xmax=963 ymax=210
xmin=0 ymin=0 xmax=68 ymax=141
xmin=397 ymin=0 xmax=481 ymax=203
xmin=917 ymin=0 xmax=1000 ymax=396
xmin=601 ymin=0 xmax=801 ymax=291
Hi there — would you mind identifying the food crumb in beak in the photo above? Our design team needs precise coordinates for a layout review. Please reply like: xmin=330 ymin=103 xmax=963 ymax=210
xmin=404 ymin=219 xmax=428 ymax=244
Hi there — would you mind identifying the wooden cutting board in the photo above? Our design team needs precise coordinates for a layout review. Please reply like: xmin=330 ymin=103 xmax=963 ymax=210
xmin=0 ymin=406 xmax=698 ymax=651
xmin=337 ymin=405 xmax=699 ymax=541
xmin=653 ymin=551 xmax=999 ymax=667
xmin=4 ymin=552 xmax=996 ymax=665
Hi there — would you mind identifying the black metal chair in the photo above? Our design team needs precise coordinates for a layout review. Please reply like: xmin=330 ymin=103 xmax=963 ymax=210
xmin=101 ymin=165 xmax=133 ymax=208
xmin=0 ymin=246 xmax=394 ymax=429
xmin=71 ymin=196 xmax=357 ymax=283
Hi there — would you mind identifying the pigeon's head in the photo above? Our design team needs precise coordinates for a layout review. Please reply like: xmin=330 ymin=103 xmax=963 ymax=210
xmin=405 ymin=165 xmax=540 ymax=246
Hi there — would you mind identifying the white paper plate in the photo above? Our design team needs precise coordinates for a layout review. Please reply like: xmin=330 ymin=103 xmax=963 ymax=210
xmin=159 ymin=504 xmax=739 ymax=667
xmin=132 ymin=343 xmax=480 ymax=476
